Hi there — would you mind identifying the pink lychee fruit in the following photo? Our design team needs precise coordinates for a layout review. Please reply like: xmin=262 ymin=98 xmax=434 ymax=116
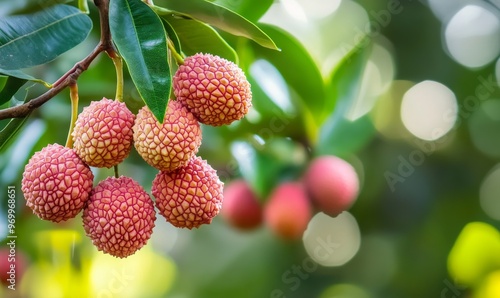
xmin=264 ymin=182 xmax=312 ymax=241
xmin=152 ymin=156 xmax=224 ymax=229
xmin=173 ymin=53 xmax=252 ymax=126
xmin=82 ymin=176 xmax=156 ymax=258
xmin=21 ymin=144 xmax=94 ymax=222
xmin=221 ymin=179 xmax=262 ymax=230
xmin=303 ymin=156 xmax=359 ymax=217
xmin=72 ymin=98 xmax=135 ymax=168
xmin=133 ymin=100 xmax=202 ymax=172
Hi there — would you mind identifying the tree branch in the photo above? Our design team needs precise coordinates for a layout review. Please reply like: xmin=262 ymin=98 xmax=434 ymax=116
xmin=0 ymin=0 xmax=114 ymax=120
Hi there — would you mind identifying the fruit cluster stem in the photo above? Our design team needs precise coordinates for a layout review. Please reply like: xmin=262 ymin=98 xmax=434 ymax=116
xmin=168 ymin=39 xmax=185 ymax=65
xmin=108 ymin=50 xmax=124 ymax=102
xmin=0 ymin=0 xmax=114 ymax=120
xmin=66 ymin=84 xmax=79 ymax=148
xmin=114 ymin=165 xmax=120 ymax=178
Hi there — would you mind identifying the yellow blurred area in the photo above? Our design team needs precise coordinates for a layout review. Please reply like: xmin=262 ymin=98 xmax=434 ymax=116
xmin=447 ymin=222 xmax=500 ymax=287
xmin=476 ymin=271 xmax=500 ymax=298
xmin=17 ymin=230 xmax=176 ymax=298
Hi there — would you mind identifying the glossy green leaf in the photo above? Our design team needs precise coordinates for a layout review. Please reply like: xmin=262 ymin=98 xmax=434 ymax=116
xmin=316 ymin=40 xmax=375 ymax=156
xmin=0 ymin=68 xmax=49 ymax=86
xmin=0 ymin=4 xmax=92 ymax=70
xmin=0 ymin=77 xmax=26 ymax=106
xmin=211 ymin=0 xmax=273 ymax=22
xmin=250 ymin=24 xmax=325 ymax=135
xmin=0 ymin=117 xmax=29 ymax=152
xmin=110 ymin=0 xmax=170 ymax=123
xmin=161 ymin=18 xmax=181 ymax=54
xmin=153 ymin=1 xmax=278 ymax=50
xmin=162 ymin=14 xmax=237 ymax=62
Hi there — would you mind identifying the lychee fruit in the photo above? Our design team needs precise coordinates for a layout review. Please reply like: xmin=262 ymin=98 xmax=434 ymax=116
xmin=304 ymin=156 xmax=359 ymax=217
xmin=72 ymin=98 xmax=135 ymax=168
xmin=173 ymin=53 xmax=252 ymax=126
xmin=82 ymin=176 xmax=156 ymax=258
xmin=133 ymin=100 xmax=202 ymax=172
xmin=221 ymin=179 xmax=262 ymax=230
xmin=21 ymin=144 xmax=94 ymax=222
xmin=152 ymin=156 xmax=224 ymax=229
xmin=264 ymin=182 xmax=312 ymax=241
xmin=0 ymin=248 xmax=28 ymax=286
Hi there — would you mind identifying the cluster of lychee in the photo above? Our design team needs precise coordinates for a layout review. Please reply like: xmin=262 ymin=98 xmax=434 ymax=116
xmin=21 ymin=53 xmax=252 ymax=258
xmin=221 ymin=155 xmax=359 ymax=241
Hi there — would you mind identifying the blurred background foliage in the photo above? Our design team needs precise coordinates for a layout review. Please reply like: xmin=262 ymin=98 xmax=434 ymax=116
xmin=2 ymin=0 xmax=500 ymax=297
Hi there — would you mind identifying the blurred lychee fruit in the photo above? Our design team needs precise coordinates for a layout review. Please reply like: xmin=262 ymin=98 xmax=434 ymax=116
xmin=133 ymin=100 xmax=202 ymax=172
xmin=304 ymin=156 xmax=359 ymax=217
xmin=21 ymin=144 xmax=94 ymax=222
xmin=152 ymin=156 xmax=224 ymax=229
xmin=173 ymin=53 xmax=252 ymax=126
xmin=72 ymin=98 xmax=135 ymax=168
xmin=221 ymin=179 xmax=262 ymax=230
xmin=264 ymin=182 xmax=312 ymax=240
xmin=82 ymin=176 xmax=156 ymax=258
xmin=0 ymin=248 xmax=28 ymax=287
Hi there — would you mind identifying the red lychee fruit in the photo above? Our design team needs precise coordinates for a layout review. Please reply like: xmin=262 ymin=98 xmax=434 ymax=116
xmin=152 ymin=156 xmax=224 ymax=229
xmin=72 ymin=98 xmax=135 ymax=168
xmin=264 ymin=182 xmax=312 ymax=241
xmin=304 ymin=156 xmax=359 ymax=217
xmin=173 ymin=53 xmax=252 ymax=126
xmin=133 ymin=100 xmax=202 ymax=172
xmin=0 ymin=248 xmax=28 ymax=287
xmin=221 ymin=179 xmax=262 ymax=230
xmin=82 ymin=176 xmax=156 ymax=258
xmin=21 ymin=144 xmax=94 ymax=222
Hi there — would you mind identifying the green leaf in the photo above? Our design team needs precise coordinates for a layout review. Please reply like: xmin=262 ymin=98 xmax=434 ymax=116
xmin=211 ymin=0 xmax=273 ymax=22
xmin=161 ymin=14 xmax=237 ymax=62
xmin=0 ymin=117 xmax=29 ymax=152
xmin=161 ymin=18 xmax=181 ymax=54
xmin=0 ymin=77 xmax=26 ymax=106
xmin=0 ymin=68 xmax=50 ymax=86
xmin=0 ymin=4 xmax=92 ymax=70
xmin=316 ymin=39 xmax=374 ymax=156
xmin=153 ymin=1 xmax=278 ymax=50
xmin=110 ymin=0 xmax=170 ymax=123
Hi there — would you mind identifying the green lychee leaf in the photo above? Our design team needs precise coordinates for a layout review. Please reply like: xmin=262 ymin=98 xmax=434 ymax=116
xmin=110 ymin=0 xmax=170 ymax=123
xmin=0 ymin=69 xmax=49 ymax=87
xmin=0 ymin=4 xmax=92 ymax=70
xmin=0 ymin=76 xmax=26 ymax=106
xmin=210 ymin=0 xmax=273 ymax=22
xmin=161 ymin=14 xmax=238 ymax=63
xmin=153 ymin=0 xmax=278 ymax=50
xmin=316 ymin=38 xmax=376 ymax=156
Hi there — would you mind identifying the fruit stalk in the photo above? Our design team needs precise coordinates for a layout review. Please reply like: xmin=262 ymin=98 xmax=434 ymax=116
xmin=65 ymin=83 xmax=79 ymax=148
xmin=107 ymin=50 xmax=124 ymax=102
xmin=168 ymin=39 xmax=184 ymax=65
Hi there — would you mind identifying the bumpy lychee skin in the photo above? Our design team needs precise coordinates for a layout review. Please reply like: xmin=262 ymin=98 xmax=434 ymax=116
xmin=72 ymin=98 xmax=135 ymax=168
xmin=264 ymin=182 xmax=312 ymax=241
xmin=133 ymin=100 xmax=202 ymax=172
xmin=173 ymin=53 xmax=252 ymax=126
xmin=221 ymin=179 xmax=262 ymax=230
xmin=304 ymin=156 xmax=359 ymax=217
xmin=21 ymin=144 xmax=94 ymax=222
xmin=152 ymin=156 xmax=224 ymax=229
xmin=82 ymin=176 xmax=156 ymax=258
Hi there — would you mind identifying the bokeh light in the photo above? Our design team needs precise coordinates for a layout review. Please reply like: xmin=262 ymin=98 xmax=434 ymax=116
xmin=371 ymin=80 xmax=414 ymax=139
xmin=302 ymin=212 xmax=361 ymax=267
xmin=480 ymin=164 xmax=500 ymax=220
xmin=468 ymin=100 xmax=500 ymax=158
xmin=444 ymin=4 xmax=500 ymax=68
xmin=400 ymin=80 xmax=458 ymax=141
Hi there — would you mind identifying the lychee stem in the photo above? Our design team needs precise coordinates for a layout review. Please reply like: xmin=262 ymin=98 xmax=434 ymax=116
xmin=168 ymin=39 xmax=184 ymax=65
xmin=65 ymin=83 xmax=79 ymax=148
xmin=107 ymin=50 xmax=124 ymax=102
xmin=114 ymin=165 xmax=119 ymax=178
